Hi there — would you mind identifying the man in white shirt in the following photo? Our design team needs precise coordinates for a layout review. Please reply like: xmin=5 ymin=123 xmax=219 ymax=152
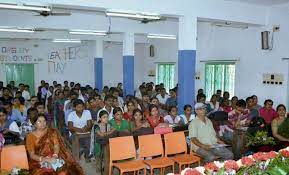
xmin=67 ymin=99 xmax=93 ymax=160
xmin=189 ymin=103 xmax=233 ymax=163
xmin=97 ymin=95 xmax=114 ymax=120
xmin=22 ymin=85 xmax=31 ymax=102
xmin=156 ymin=88 xmax=169 ymax=104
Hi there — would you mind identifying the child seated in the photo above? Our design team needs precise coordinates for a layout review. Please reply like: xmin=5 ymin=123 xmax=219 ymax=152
xmin=164 ymin=106 xmax=181 ymax=125
xmin=90 ymin=110 xmax=117 ymax=157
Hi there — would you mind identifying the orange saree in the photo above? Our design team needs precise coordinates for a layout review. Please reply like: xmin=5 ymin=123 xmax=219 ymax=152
xmin=26 ymin=128 xmax=84 ymax=175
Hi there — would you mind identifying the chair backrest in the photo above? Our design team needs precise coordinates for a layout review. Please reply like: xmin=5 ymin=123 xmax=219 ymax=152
xmin=109 ymin=136 xmax=136 ymax=162
xmin=138 ymin=134 xmax=163 ymax=158
xmin=164 ymin=131 xmax=187 ymax=156
xmin=1 ymin=145 xmax=29 ymax=171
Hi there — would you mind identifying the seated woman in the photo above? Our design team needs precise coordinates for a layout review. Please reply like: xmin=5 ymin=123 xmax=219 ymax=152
xmin=145 ymin=104 xmax=168 ymax=128
xmin=0 ymin=108 xmax=21 ymax=144
xmin=13 ymin=97 xmax=27 ymax=116
xmin=131 ymin=109 xmax=153 ymax=136
xmin=123 ymin=100 xmax=135 ymax=121
xmin=109 ymin=107 xmax=131 ymax=135
xmin=164 ymin=106 xmax=182 ymax=125
xmin=26 ymin=113 xmax=84 ymax=175
xmin=179 ymin=104 xmax=195 ymax=125
xmin=90 ymin=110 xmax=117 ymax=156
xmin=271 ymin=104 xmax=289 ymax=150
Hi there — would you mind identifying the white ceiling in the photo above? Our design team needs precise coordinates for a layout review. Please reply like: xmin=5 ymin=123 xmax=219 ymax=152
xmin=226 ymin=0 xmax=289 ymax=6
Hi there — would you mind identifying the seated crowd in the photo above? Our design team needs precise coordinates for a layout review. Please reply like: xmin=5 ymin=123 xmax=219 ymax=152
xmin=0 ymin=80 xmax=288 ymax=174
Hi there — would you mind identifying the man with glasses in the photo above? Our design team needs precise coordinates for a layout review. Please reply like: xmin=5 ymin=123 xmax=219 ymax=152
xmin=189 ymin=103 xmax=233 ymax=163
xmin=259 ymin=99 xmax=278 ymax=125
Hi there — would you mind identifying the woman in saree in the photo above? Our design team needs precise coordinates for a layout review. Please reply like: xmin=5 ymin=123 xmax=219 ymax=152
xmin=271 ymin=104 xmax=289 ymax=150
xmin=25 ymin=113 xmax=84 ymax=175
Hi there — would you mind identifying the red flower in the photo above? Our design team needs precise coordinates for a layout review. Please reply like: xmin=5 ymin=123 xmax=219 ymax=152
xmin=280 ymin=150 xmax=289 ymax=158
xmin=253 ymin=152 xmax=267 ymax=161
xmin=204 ymin=162 xmax=219 ymax=171
xmin=224 ymin=160 xmax=239 ymax=171
xmin=184 ymin=169 xmax=202 ymax=175
xmin=241 ymin=157 xmax=255 ymax=166
xmin=266 ymin=151 xmax=277 ymax=159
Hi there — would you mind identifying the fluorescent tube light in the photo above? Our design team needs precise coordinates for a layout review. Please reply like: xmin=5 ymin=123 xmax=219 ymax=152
xmin=0 ymin=3 xmax=51 ymax=11
xmin=53 ymin=39 xmax=81 ymax=43
xmin=147 ymin=34 xmax=176 ymax=39
xmin=69 ymin=30 xmax=107 ymax=36
xmin=106 ymin=10 xmax=160 ymax=20
xmin=0 ymin=28 xmax=34 ymax=33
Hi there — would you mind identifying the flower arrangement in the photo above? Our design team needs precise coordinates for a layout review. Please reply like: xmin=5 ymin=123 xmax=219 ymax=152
xmin=180 ymin=147 xmax=289 ymax=175
xmin=246 ymin=131 xmax=275 ymax=147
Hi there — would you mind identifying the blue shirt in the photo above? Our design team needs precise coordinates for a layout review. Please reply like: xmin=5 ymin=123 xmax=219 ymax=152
xmin=165 ymin=97 xmax=178 ymax=107
xmin=8 ymin=109 xmax=26 ymax=123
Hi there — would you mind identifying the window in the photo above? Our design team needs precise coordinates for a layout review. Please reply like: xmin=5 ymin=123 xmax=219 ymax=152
xmin=205 ymin=63 xmax=235 ymax=100
xmin=156 ymin=63 xmax=175 ymax=91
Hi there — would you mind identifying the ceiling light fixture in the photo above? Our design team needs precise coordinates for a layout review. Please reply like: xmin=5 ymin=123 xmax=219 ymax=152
xmin=0 ymin=3 xmax=51 ymax=12
xmin=69 ymin=30 xmax=107 ymax=36
xmin=106 ymin=10 xmax=160 ymax=20
xmin=147 ymin=34 xmax=176 ymax=39
xmin=0 ymin=28 xmax=34 ymax=33
xmin=53 ymin=39 xmax=81 ymax=43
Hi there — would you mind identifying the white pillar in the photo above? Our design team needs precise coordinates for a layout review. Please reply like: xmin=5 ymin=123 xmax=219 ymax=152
xmin=178 ymin=16 xmax=198 ymax=112
xmin=123 ymin=32 xmax=135 ymax=96
xmin=123 ymin=32 xmax=135 ymax=56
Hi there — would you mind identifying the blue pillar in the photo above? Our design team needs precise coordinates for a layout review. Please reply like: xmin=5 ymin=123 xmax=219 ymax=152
xmin=94 ymin=57 xmax=103 ymax=92
xmin=123 ymin=55 xmax=134 ymax=97
xmin=178 ymin=50 xmax=196 ymax=112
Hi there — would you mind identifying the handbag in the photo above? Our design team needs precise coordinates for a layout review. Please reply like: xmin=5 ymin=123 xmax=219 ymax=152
xmin=154 ymin=126 xmax=173 ymax=135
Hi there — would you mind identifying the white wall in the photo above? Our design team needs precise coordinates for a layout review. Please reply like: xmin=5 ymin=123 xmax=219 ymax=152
xmin=142 ymin=7 xmax=289 ymax=107
xmin=0 ymin=40 xmax=95 ymax=88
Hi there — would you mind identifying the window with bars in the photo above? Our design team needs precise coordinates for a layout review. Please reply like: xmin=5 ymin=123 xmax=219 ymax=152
xmin=205 ymin=63 xmax=235 ymax=100
xmin=156 ymin=63 xmax=175 ymax=91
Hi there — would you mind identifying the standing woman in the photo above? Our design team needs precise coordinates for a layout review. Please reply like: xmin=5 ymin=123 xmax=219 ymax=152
xmin=26 ymin=113 xmax=84 ymax=175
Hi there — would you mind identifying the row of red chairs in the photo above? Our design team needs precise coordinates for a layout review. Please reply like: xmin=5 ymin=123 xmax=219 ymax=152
xmin=109 ymin=131 xmax=201 ymax=175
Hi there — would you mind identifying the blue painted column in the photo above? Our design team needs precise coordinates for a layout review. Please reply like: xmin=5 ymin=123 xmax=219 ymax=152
xmin=94 ymin=40 xmax=103 ymax=92
xmin=123 ymin=33 xmax=135 ymax=97
xmin=178 ymin=16 xmax=197 ymax=112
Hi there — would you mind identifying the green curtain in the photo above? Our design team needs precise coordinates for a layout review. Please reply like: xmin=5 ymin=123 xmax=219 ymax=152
xmin=205 ymin=63 xmax=235 ymax=100
xmin=156 ymin=64 xmax=175 ymax=91
xmin=5 ymin=64 xmax=35 ymax=95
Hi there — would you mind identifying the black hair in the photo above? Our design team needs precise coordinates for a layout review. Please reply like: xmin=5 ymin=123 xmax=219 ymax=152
xmin=27 ymin=107 xmax=38 ymax=116
xmin=184 ymin=104 xmax=192 ymax=111
xmin=70 ymin=91 xmax=79 ymax=97
xmin=150 ymin=97 xmax=158 ymax=102
xmin=3 ymin=101 xmax=12 ymax=106
xmin=113 ymin=107 xmax=123 ymax=115
xmin=35 ymin=102 xmax=44 ymax=107
xmin=133 ymin=108 xmax=143 ymax=116
xmin=246 ymin=96 xmax=253 ymax=103
xmin=0 ymin=108 xmax=8 ymax=115
xmin=277 ymin=104 xmax=286 ymax=111
xmin=31 ymin=113 xmax=47 ymax=125
xmin=98 ymin=110 xmax=109 ymax=119
xmin=88 ymin=97 xmax=95 ymax=103
xmin=148 ymin=104 xmax=158 ymax=112
xmin=15 ymin=91 xmax=22 ymax=95
xmin=264 ymin=99 xmax=273 ymax=106
xmin=197 ymin=93 xmax=206 ymax=101
xmin=95 ymin=94 xmax=101 ymax=99
xmin=169 ymin=106 xmax=178 ymax=112
xmin=104 ymin=95 xmax=113 ymax=101
xmin=236 ymin=99 xmax=246 ymax=108
xmin=73 ymin=99 xmax=85 ymax=107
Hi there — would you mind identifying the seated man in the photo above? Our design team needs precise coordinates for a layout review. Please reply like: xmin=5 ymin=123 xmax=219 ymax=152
xmin=3 ymin=101 xmax=26 ymax=124
xmin=68 ymin=99 xmax=93 ymax=161
xmin=189 ymin=103 xmax=233 ymax=163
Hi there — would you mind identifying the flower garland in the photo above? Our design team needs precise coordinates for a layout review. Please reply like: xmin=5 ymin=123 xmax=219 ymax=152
xmin=179 ymin=147 xmax=289 ymax=175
